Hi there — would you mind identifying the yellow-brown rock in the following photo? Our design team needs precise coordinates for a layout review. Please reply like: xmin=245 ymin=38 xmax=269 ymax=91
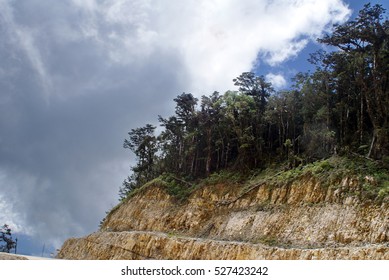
xmin=57 ymin=176 xmax=389 ymax=260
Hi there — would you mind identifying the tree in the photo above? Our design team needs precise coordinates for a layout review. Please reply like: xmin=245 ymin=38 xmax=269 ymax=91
xmin=265 ymin=89 xmax=303 ymax=158
xmin=174 ymin=93 xmax=198 ymax=175
xmin=198 ymin=92 xmax=224 ymax=174
xmin=224 ymin=91 xmax=258 ymax=169
xmin=233 ymin=72 xmax=273 ymax=111
xmin=0 ymin=224 xmax=16 ymax=253
xmin=158 ymin=93 xmax=199 ymax=176
xmin=158 ymin=115 xmax=184 ymax=173
xmin=174 ymin=93 xmax=198 ymax=126
xmin=123 ymin=124 xmax=158 ymax=187
xmin=293 ymin=70 xmax=337 ymax=159
xmin=118 ymin=174 xmax=137 ymax=201
xmin=318 ymin=3 xmax=389 ymax=158
xmin=233 ymin=73 xmax=274 ymax=167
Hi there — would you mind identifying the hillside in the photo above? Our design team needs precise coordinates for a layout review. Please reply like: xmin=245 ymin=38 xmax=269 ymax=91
xmin=57 ymin=157 xmax=389 ymax=260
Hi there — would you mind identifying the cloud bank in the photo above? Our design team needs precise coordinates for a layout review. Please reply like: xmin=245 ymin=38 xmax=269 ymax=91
xmin=0 ymin=0 xmax=350 ymax=250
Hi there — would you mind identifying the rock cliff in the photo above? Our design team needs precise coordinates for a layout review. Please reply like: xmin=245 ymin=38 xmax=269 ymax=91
xmin=58 ymin=174 xmax=389 ymax=259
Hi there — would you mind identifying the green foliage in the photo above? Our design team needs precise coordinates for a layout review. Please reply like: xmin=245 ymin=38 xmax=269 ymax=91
xmin=201 ymin=170 xmax=246 ymax=186
xmin=245 ymin=155 xmax=389 ymax=202
xmin=378 ymin=183 xmax=389 ymax=199
xmin=319 ymin=3 xmax=389 ymax=158
xmin=123 ymin=124 xmax=159 ymax=190
xmin=159 ymin=173 xmax=198 ymax=203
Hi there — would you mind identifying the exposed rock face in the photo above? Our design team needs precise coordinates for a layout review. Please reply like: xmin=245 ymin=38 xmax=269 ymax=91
xmin=58 ymin=176 xmax=389 ymax=260
xmin=58 ymin=231 xmax=388 ymax=260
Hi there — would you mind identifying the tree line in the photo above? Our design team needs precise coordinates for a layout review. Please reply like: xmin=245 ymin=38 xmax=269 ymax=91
xmin=119 ymin=4 xmax=389 ymax=199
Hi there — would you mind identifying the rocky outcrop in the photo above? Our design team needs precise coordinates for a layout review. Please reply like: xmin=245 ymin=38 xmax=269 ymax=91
xmin=57 ymin=175 xmax=389 ymax=260
xmin=58 ymin=231 xmax=389 ymax=260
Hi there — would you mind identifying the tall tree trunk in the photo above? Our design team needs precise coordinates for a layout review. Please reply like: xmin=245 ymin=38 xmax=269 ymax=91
xmin=205 ymin=128 xmax=212 ymax=175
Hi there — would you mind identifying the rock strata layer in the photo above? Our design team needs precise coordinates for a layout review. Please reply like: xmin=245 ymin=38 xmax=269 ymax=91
xmin=58 ymin=176 xmax=389 ymax=259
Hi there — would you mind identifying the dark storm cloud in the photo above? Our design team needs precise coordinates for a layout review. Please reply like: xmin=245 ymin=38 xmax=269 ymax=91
xmin=0 ymin=0 xmax=187 ymax=247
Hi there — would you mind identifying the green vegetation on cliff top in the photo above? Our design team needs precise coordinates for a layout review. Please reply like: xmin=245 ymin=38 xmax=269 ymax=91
xmin=121 ymin=155 xmax=389 ymax=204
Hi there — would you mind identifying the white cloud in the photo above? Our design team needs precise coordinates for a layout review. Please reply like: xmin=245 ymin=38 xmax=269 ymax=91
xmin=70 ymin=0 xmax=350 ymax=94
xmin=264 ymin=39 xmax=309 ymax=66
xmin=0 ymin=0 xmax=351 ymax=99
xmin=0 ymin=195 xmax=20 ymax=231
xmin=0 ymin=171 xmax=33 ymax=235
xmin=266 ymin=73 xmax=287 ymax=89
xmin=1 ymin=0 xmax=350 ymax=96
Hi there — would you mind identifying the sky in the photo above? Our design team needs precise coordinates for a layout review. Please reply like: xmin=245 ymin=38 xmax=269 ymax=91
xmin=0 ymin=0 xmax=387 ymax=257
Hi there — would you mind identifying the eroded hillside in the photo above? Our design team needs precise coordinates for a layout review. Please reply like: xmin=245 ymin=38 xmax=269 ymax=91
xmin=58 ymin=158 xmax=389 ymax=260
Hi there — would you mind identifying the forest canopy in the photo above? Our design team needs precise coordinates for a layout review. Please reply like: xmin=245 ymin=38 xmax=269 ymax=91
xmin=119 ymin=4 xmax=389 ymax=199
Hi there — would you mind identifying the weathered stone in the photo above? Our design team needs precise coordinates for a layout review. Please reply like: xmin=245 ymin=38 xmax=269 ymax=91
xmin=58 ymin=177 xmax=389 ymax=260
